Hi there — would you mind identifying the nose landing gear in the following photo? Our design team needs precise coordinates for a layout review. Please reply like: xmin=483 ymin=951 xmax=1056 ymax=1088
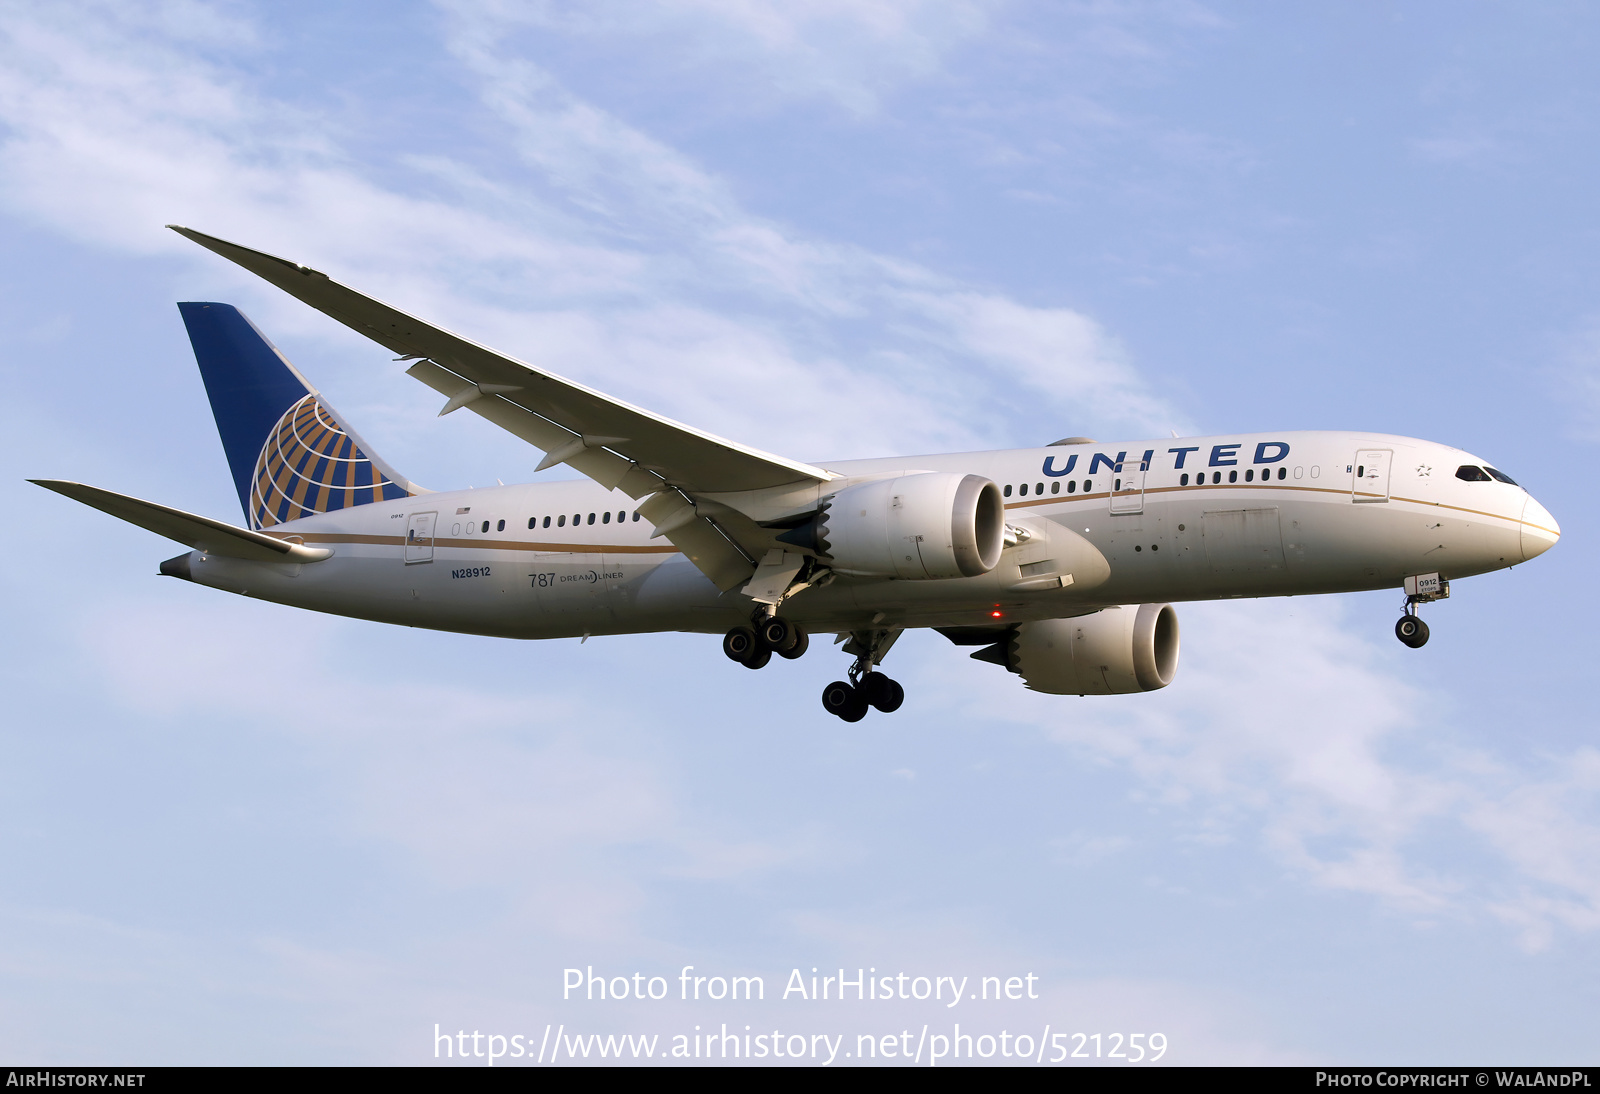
xmin=1395 ymin=613 xmax=1430 ymax=648
xmin=1395 ymin=573 xmax=1449 ymax=649
xmin=820 ymin=628 xmax=905 ymax=720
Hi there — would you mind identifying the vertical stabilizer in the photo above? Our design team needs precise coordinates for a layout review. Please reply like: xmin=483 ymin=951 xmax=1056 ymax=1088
xmin=177 ymin=302 xmax=421 ymax=529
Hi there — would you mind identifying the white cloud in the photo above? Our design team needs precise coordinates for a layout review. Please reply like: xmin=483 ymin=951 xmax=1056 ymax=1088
xmin=447 ymin=0 xmax=997 ymax=116
xmin=0 ymin=0 xmax=1180 ymax=473
xmin=921 ymin=596 xmax=1600 ymax=946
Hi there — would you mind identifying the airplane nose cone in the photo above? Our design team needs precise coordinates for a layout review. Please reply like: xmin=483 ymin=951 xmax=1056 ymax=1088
xmin=1521 ymin=496 xmax=1560 ymax=561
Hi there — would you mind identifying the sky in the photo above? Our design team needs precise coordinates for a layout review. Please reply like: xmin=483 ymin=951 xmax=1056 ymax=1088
xmin=1 ymin=0 xmax=1597 ymax=1067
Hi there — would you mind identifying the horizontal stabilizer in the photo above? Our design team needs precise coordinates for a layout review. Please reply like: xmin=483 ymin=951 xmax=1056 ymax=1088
xmin=30 ymin=480 xmax=332 ymax=563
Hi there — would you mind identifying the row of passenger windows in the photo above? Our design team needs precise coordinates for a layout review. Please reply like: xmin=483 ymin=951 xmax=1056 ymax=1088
xmin=529 ymin=511 xmax=641 ymax=529
xmin=1181 ymin=467 xmax=1288 ymax=485
xmin=1001 ymin=466 xmax=1297 ymax=497
xmin=531 ymin=511 xmax=643 ymax=531
xmin=453 ymin=511 xmax=642 ymax=536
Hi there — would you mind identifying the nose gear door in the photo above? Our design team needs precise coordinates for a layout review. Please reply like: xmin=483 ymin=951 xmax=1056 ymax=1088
xmin=1352 ymin=449 xmax=1392 ymax=503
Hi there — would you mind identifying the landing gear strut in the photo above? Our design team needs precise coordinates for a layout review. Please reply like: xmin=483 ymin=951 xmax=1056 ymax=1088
xmin=1395 ymin=573 xmax=1449 ymax=649
xmin=723 ymin=614 xmax=808 ymax=669
xmin=820 ymin=628 xmax=905 ymax=720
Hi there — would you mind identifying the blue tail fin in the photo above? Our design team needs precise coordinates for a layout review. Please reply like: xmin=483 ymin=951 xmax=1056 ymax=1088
xmin=178 ymin=302 xmax=418 ymax=529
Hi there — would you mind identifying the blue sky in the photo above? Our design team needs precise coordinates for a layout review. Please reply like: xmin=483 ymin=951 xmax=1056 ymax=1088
xmin=1 ymin=0 xmax=1597 ymax=1065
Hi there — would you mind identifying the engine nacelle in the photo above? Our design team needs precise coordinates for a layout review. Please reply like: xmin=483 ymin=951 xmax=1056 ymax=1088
xmin=810 ymin=472 xmax=1004 ymax=580
xmin=982 ymin=604 xmax=1179 ymax=695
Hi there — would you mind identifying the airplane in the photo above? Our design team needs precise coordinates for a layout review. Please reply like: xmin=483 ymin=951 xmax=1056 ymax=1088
xmin=32 ymin=227 xmax=1561 ymax=722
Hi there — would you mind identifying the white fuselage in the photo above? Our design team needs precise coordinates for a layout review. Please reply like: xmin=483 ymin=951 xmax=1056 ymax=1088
xmin=177 ymin=431 xmax=1559 ymax=639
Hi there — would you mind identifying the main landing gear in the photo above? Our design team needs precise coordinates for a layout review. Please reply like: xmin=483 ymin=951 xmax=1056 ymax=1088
xmin=723 ymin=613 xmax=810 ymax=670
xmin=1395 ymin=573 xmax=1450 ymax=649
xmin=821 ymin=628 xmax=905 ymax=722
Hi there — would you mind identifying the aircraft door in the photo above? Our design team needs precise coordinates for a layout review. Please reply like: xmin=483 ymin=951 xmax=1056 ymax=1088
xmin=404 ymin=511 xmax=436 ymax=563
xmin=1352 ymin=449 xmax=1392 ymax=503
xmin=1109 ymin=460 xmax=1146 ymax=515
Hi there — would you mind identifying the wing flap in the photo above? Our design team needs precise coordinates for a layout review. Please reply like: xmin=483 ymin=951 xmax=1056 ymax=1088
xmin=404 ymin=359 xmax=659 ymax=497
xmin=32 ymin=480 xmax=332 ymax=563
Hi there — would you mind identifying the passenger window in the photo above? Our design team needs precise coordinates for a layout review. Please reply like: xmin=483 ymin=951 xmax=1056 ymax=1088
xmin=1036 ymin=482 xmax=1044 ymax=494
xmin=527 ymin=517 xmax=535 ymax=529
xmin=482 ymin=521 xmax=490 ymax=533
xmin=1004 ymin=484 xmax=1013 ymax=497
xmin=1485 ymin=467 xmax=1518 ymax=485
xmin=1213 ymin=472 xmax=1222 ymax=484
xmin=558 ymin=515 xmax=566 ymax=527
xmin=1278 ymin=467 xmax=1286 ymax=480
xmin=543 ymin=516 xmax=551 ymax=528
xmin=1180 ymin=473 xmax=1189 ymax=486
xmin=1228 ymin=471 xmax=1237 ymax=483
xmin=1083 ymin=480 xmax=1092 ymax=492
xmin=1245 ymin=469 xmax=1254 ymax=482
xmin=587 ymin=513 xmax=595 ymax=525
xmin=497 ymin=519 xmax=505 ymax=531
xmin=1455 ymin=465 xmax=1492 ymax=482
xmin=602 ymin=511 xmax=611 ymax=524
xmin=1050 ymin=481 xmax=1060 ymax=494
xmin=1067 ymin=481 xmax=1076 ymax=493
xmin=632 ymin=511 xmax=640 ymax=521
xmin=1019 ymin=483 xmax=1028 ymax=496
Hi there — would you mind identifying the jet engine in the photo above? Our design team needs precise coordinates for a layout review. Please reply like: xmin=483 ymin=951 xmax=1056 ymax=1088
xmin=973 ymin=604 xmax=1179 ymax=694
xmin=784 ymin=472 xmax=1004 ymax=579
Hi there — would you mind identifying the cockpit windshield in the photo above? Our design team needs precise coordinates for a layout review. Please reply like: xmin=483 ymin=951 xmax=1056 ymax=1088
xmin=1455 ymin=465 xmax=1492 ymax=482
xmin=1484 ymin=467 xmax=1519 ymax=486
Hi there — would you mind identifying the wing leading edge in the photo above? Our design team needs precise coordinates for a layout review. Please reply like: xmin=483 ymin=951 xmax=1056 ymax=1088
xmin=169 ymin=226 xmax=835 ymax=589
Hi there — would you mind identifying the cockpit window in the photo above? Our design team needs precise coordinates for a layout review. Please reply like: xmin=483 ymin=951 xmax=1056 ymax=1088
xmin=1484 ymin=467 xmax=1519 ymax=486
xmin=1455 ymin=465 xmax=1493 ymax=482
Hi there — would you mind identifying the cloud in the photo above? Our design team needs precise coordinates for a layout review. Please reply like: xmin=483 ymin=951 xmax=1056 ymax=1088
xmin=1410 ymin=132 xmax=1502 ymax=165
xmin=77 ymin=596 xmax=815 ymax=942
xmin=445 ymin=0 xmax=998 ymax=117
xmin=0 ymin=0 xmax=1181 ymax=473
xmin=922 ymin=596 xmax=1600 ymax=945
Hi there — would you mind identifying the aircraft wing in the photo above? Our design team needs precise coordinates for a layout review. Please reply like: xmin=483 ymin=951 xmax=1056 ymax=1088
xmin=167 ymin=226 xmax=833 ymax=500
xmin=31 ymin=480 xmax=332 ymax=563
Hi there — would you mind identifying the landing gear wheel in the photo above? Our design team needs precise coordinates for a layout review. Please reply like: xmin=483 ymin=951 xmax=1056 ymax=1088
xmin=760 ymin=615 xmax=798 ymax=653
xmin=777 ymin=626 xmax=809 ymax=660
xmin=743 ymin=646 xmax=772 ymax=670
xmin=723 ymin=626 xmax=759 ymax=663
xmin=1395 ymin=616 xmax=1430 ymax=648
xmin=858 ymin=672 xmax=905 ymax=713
xmin=822 ymin=680 xmax=867 ymax=721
